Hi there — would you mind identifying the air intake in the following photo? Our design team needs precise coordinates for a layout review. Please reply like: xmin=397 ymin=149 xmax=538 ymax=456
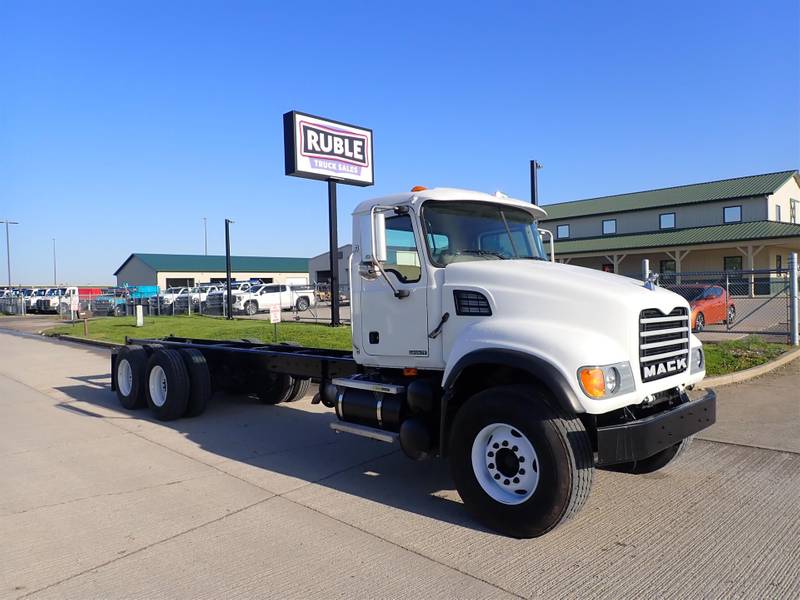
xmin=454 ymin=290 xmax=492 ymax=316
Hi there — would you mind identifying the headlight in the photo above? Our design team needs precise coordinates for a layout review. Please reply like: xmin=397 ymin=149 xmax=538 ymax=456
xmin=691 ymin=347 xmax=705 ymax=373
xmin=577 ymin=362 xmax=635 ymax=399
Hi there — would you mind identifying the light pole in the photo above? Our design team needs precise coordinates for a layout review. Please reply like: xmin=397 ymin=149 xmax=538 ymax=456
xmin=530 ymin=160 xmax=543 ymax=205
xmin=203 ymin=217 xmax=208 ymax=255
xmin=224 ymin=219 xmax=234 ymax=320
xmin=0 ymin=219 xmax=19 ymax=288
xmin=52 ymin=238 xmax=57 ymax=285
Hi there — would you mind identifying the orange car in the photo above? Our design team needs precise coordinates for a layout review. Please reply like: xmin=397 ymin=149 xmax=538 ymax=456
xmin=668 ymin=284 xmax=736 ymax=332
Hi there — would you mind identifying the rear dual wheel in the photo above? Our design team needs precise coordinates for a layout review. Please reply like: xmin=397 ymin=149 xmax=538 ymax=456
xmin=115 ymin=346 xmax=211 ymax=419
xmin=258 ymin=373 xmax=311 ymax=404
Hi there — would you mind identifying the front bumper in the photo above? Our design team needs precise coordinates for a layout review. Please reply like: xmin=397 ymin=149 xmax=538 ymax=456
xmin=595 ymin=389 xmax=716 ymax=466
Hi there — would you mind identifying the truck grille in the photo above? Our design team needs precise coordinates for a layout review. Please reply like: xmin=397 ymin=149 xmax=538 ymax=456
xmin=639 ymin=307 xmax=689 ymax=382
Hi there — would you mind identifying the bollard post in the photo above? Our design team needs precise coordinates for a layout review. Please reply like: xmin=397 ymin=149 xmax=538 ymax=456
xmin=790 ymin=252 xmax=798 ymax=346
xmin=83 ymin=318 xmax=89 ymax=337
xmin=641 ymin=259 xmax=650 ymax=281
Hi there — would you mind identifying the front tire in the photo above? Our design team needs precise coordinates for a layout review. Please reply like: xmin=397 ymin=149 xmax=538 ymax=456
xmin=726 ymin=305 xmax=735 ymax=325
xmin=604 ymin=437 xmax=693 ymax=474
xmin=295 ymin=296 xmax=310 ymax=311
xmin=245 ymin=301 xmax=258 ymax=316
xmin=448 ymin=384 xmax=593 ymax=538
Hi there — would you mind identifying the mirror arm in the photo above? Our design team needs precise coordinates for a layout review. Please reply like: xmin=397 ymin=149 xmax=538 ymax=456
xmin=538 ymin=228 xmax=555 ymax=262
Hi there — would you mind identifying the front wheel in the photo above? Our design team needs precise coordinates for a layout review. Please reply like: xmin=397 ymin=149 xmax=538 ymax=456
xmin=603 ymin=437 xmax=693 ymax=474
xmin=448 ymin=384 xmax=593 ymax=538
xmin=245 ymin=301 xmax=258 ymax=316
xmin=295 ymin=296 xmax=310 ymax=311
xmin=726 ymin=305 xmax=735 ymax=325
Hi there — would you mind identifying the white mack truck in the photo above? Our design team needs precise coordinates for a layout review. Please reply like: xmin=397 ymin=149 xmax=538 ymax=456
xmin=111 ymin=187 xmax=715 ymax=538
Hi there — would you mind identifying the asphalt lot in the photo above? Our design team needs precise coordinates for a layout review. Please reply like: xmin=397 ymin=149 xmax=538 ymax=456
xmin=1 ymin=331 xmax=799 ymax=599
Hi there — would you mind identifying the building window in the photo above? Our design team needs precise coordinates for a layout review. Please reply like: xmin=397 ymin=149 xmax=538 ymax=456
xmin=724 ymin=256 xmax=743 ymax=272
xmin=791 ymin=199 xmax=798 ymax=223
xmin=723 ymin=206 xmax=742 ymax=223
xmin=557 ymin=224 xmax=570 ymax=239
xmin=166 ymin=278 xmax=194 ymax=288
xmin=602 ymin=219 xmax=616 ymax=235
xmin=776 ymin=255 xmax=783 ymax=274
xmin=776 ymin=205 xmax=782 ymax=222
xmin=660 ymin=259 xmax=676 ymax=274
xmin=659 ymin=213 xmax=676 ymax=229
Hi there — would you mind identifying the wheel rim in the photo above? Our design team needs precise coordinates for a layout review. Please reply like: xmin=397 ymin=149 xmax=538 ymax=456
xmin=247 ymin=303 xmax=256 ymax=315
xmin=149 ymin=365 xmax=168 ymax=407
xmin=118 ymin=358 xmax=133 ymax=397
xmin=697 ymin=314 xmax=704 ymax=330
xmin=728 ymin=307 xmax=735 ymax=322
xmin=471 ymin=423 xmax=539 ymax=505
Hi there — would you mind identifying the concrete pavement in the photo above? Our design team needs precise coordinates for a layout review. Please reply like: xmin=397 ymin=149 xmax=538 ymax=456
xmin=1 ymin=331 xmax=799 ymax=599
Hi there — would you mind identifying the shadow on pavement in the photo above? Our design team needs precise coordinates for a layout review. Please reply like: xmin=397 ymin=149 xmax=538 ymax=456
xmin=53 ymin=378 xmax=490 ymax=534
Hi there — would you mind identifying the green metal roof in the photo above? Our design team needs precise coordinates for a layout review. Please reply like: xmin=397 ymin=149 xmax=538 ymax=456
xmin=554 ymin=221 xmax=800 ymax=255
xmin=541 ymin=170 xmax=798 ymax=220
xmin=114 ymin=253 xmax=309 ymax=275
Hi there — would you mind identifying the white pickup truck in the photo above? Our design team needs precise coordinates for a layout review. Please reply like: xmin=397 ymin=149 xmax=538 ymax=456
xmin=173 ymin=284 xmax=222 ymax=313
xmin=111 ymin=186 xmax=715 ymax=538
xmin=149 ymin=287 xmax=187 ymax=312
xmin=232 ymin=283 xmax=316 ymax=315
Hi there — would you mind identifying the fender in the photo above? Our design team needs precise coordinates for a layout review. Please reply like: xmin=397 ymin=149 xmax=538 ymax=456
xmin=439 ymin=348 xmax=585 ymax=456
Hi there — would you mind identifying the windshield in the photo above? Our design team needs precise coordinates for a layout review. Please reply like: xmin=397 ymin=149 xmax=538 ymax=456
xmin=421 ymin=201 xmax=547 ymax=266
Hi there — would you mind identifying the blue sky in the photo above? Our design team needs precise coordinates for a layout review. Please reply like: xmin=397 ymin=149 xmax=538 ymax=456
xmin=1 ymin=0 xmax=798 ymax=284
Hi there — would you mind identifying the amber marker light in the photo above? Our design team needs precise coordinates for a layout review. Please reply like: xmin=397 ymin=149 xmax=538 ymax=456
xmin=579 ymin=367 xmax=606 ymax=399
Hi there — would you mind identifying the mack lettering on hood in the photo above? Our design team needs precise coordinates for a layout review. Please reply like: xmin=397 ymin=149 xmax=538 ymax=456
xmin=301 ymin=122 xmax=368 ymax=167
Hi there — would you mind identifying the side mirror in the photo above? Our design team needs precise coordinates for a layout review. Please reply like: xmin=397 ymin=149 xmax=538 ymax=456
xmin=360 ymin=210 xmax=388 ymax=263
xmin=373 ymin=211 xmax=388 ymax=262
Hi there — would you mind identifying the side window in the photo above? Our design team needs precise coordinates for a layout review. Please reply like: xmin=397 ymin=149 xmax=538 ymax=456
xmin=279 ymin=285 xmax=287 ymax=292
xmin=263 ymin=285 xmax=279 ymax=294
xmin=557 ymin=224 xmax=570 ymax=239
xmin=384 ymin=215 xmax=421 ymax=283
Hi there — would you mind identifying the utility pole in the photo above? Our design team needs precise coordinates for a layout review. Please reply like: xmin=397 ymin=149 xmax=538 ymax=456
xmin=52 ymin=238 xmax=57 ymax=285
xmin=224 ymin=219 xmax=234 ymax=320
xmin=530 ymin=160 xmax=543 ymax=205
xmin=203 ymin=217 xmax=208 ymax=255
xmin=0 ymin=220 xmax=19 ymax=288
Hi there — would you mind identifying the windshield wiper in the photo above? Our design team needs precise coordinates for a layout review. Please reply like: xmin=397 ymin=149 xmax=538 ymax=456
xmin=459 ymin=249 xmax=508 ymax=259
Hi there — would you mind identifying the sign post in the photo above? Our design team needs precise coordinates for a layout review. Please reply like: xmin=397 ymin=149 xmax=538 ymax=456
xmin=270 ymin=304 xmax=281 ymax=343
xmin=284 ymin=111 xmax=374 ymax=327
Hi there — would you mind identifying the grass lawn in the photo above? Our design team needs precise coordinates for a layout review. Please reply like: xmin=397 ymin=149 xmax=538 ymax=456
xmin=45 ymin=315 xmax=353 ymax=350
xmin=703 ymin=336 xmax=790 ymax=376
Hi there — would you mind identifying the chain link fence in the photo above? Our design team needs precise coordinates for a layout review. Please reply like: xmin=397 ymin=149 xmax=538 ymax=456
xmin=625 ymin=265 xmax=797 ymax=342
xmin=3 ymin=282 xmax=352 ymax=325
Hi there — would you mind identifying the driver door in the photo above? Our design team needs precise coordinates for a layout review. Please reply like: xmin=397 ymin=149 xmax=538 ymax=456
xmin=360 ymin=213 xmax=430 ymax=359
